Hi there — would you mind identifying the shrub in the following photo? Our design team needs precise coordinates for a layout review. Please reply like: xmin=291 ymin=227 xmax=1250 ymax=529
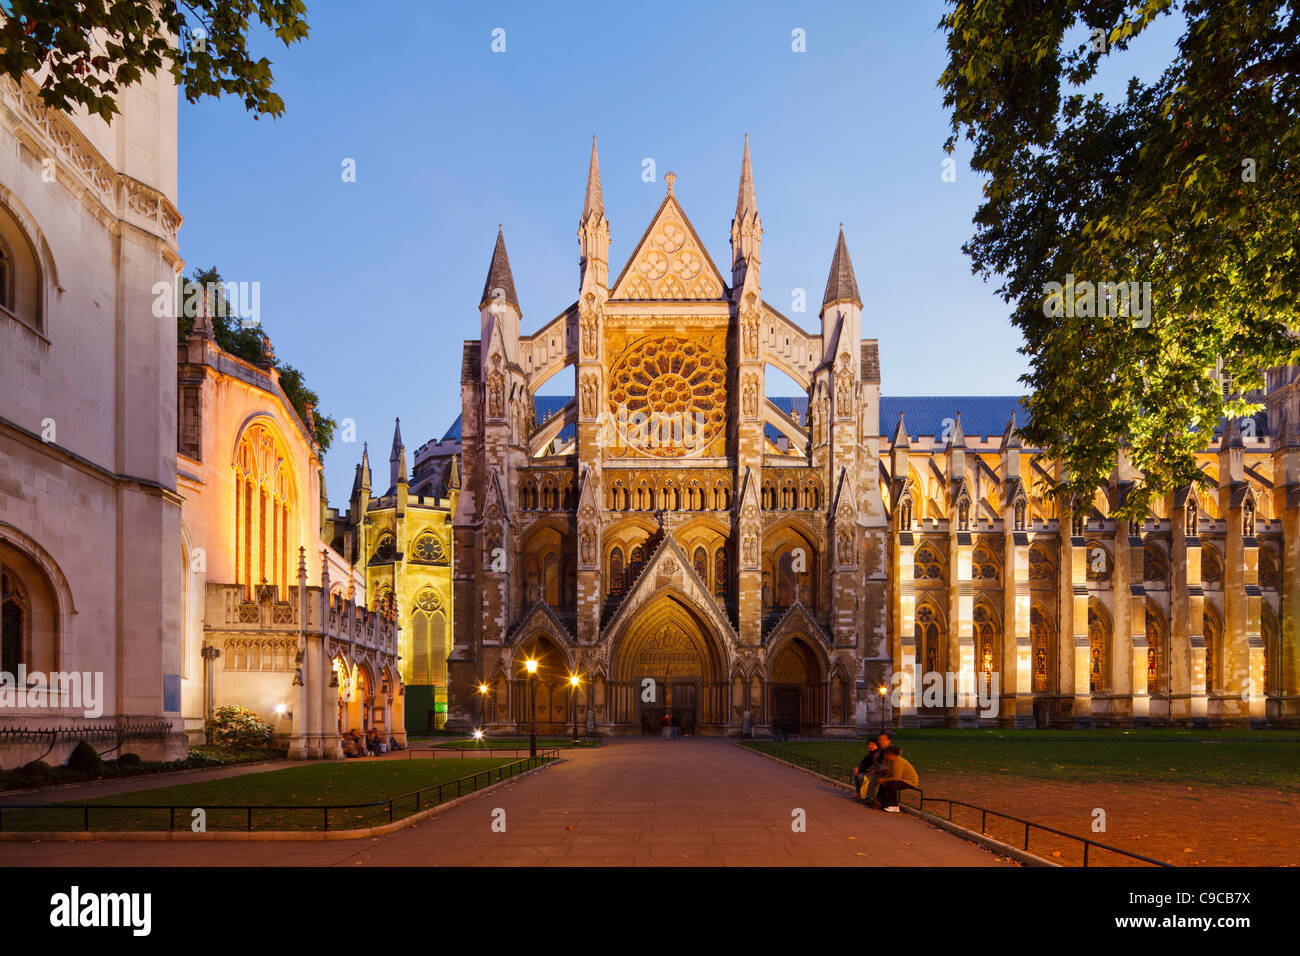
xmin=67 ymin=740 xmax=103 ymax=774
xmin=206 ymin=705 xmax=275 ymax=751
xmin=17 ymin=759 xmax=53 ymax=782
xmin=117 ymin=752 xmax=142 ymax=767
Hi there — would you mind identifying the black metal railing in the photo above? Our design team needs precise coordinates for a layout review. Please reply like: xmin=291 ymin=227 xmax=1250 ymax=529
xmin=405 ymin=746 xmax=555 ymax=760
xmin=743 ymin=743 xmax=1172 ymax=868
xmin=0 ymin=749 xmax=558 ymax=835
xmin=902 ymin=793 xmax=1172 ymax=867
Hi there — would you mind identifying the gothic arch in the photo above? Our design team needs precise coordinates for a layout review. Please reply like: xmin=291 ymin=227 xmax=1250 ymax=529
xmin=973 ymin=598 xmax=1002 ymax=698
xmin=1088 ymin=599 xmax=1113 ymax=694
xmin=1030 ymin=602 xmax=1056 ymax=694
xmin=0 ymin=189 xmax=50 ymax=331
xmin=1203 ymin=602 xmax=1224 ymax=695
xmin=914 ymin=596 xmax=948 ymax=680
xmin=1145 ymin=598 xmax=1170 ymax=695
xmin=232 ymin=417 xmax=299 ymax=598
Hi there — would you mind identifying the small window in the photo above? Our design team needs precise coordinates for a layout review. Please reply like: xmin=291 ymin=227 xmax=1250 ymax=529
xmin=0 ymin=246 xmax=10 ymax=311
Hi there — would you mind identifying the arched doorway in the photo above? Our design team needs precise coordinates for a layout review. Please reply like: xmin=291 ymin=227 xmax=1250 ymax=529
xmin=608 ymin=594 xmax=727 ymax=735
xmin=767 ymin=635 xmax=826 ymax=735
xmin=511 ymin=634 xmax=572 ymax=734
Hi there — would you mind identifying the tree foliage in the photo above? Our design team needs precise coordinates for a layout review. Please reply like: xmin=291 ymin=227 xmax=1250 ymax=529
xmin=178 ymin=265 xmax=335 ymax=456
xmin=939 ymin=0 xmax=1300 ymax=517
xmin=0 ymin=0 xmax=308 ymax=121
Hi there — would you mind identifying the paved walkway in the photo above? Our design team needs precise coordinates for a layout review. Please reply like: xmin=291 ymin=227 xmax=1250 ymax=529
xmin=0 ymin=738 xmax=1008 ymax=866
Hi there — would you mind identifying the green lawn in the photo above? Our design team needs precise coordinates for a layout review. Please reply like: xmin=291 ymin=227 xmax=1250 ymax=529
xmin=745 ymin=731 xmax=1300 ymax=790
xmin=0 ymin=756 xmax=537 ymax=832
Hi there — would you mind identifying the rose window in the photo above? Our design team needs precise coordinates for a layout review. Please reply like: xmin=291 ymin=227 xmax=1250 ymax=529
xmin=607 ymin=334 xmax=727 ymax=457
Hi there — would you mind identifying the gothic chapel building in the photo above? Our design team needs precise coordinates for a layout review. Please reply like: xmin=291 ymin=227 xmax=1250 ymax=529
xmin=444 ymin=139 xmax=1300 ymax=734
xmin=448 ymin=139 xmax=889 ymax=737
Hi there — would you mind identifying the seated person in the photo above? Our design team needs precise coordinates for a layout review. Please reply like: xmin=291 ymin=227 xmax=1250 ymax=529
xmin=861 ymin=732 xmax=891 ymax=802
xmin=365 ymin=729 xmax=380 ymax=755
xmin=875 ymin=745 xmax=919 ymax=812
xmin=853 ymin=740 xmax=879 ymax=798
xmin=341 ymin=732 xmax=361 ymax=758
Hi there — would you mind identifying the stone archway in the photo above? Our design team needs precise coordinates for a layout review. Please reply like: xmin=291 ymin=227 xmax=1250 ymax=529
xmin=766 ymin=635 xmax=827 ymax=735
xmin=606 ymin=593 xmax=729 ymax=735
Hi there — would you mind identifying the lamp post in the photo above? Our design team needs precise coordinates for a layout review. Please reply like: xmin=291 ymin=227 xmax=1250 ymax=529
xmin=524 ymin=658 xmax=538 ymax=757
xmin=569 ymin=674 xmax=581 ymax=744
xmin=477 ymin=682 xmax=489 ymax=738
xmin=878 ymin=684 xmax=888 ymax=735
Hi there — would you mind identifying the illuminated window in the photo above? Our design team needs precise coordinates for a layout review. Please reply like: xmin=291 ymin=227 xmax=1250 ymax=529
xmin=1 ymin=568 xmax=26 ymax=674
xmin=233 ymin=423 xmax=295 ymax=598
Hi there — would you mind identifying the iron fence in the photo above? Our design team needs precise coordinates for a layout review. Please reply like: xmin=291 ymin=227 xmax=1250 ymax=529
xmin=0 ymin=749 xmax=557 ymax=834
xmin=745 ymin=743 xmax=1172 ymax=868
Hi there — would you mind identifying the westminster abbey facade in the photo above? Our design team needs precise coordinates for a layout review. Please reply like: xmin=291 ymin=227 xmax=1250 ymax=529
xmin=414 ymin=140 xmax=1298 ymax=734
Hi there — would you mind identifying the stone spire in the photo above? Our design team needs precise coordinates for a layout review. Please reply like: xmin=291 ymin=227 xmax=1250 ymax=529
xmin=889 ymin=411 xmax=910 ymax=479
xmin=389 ymin=417 xmax=405 ymax=489
xmin=582 ymin=135 xmax=603 ymax=222
xmin=479 ymin=226 xmax=520 ymax=313
xmin=891 ymin=411 xmax=910 ymax=449
xmin=731 ymin=134 xmax=763 ymax=292
xmin=821 ymin=225 xmax=862 ymax=314
xmin=359 ymin=442 xmax=371 ymax=492
xmin=578 ymin=136 xmax=611 ymax=292
xmin=736 ymin=133 xmax=757 ymax=219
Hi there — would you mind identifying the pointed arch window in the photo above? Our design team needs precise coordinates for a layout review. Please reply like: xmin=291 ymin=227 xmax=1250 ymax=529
xmin=1263 ymin=604 xmax=1280 ymax=696
xmin=628 ymin=546 xmax=645 ymax=590
xmin=409 ymin=588 xmax=447 ymax=687
xmin=1030 ymin=606 xmax=1052 ymax=693
xmin=1088 ymin=606 xmax=1110 ymax=693
xmin=608 ymin=548 xmax=624 ymax=601
xmin=1146 ymin=604 xmax=1168 ymax=695
xmin=974 ymin=604 xmax=998 ymax=697
xmin=914 ymin=603 xmax=945 ymax=680
xmin=693 ymin=547 xmax=709 ymax=588
xmin=233 ymin=423 xmax=296 ymax=598
xmin=1 ymin=568 xmax=26 ymax=674
xmin=1204 ymin=611 xmax=1221 ymax=695
xmin=713 ymin=548 xmax=728 ymax=600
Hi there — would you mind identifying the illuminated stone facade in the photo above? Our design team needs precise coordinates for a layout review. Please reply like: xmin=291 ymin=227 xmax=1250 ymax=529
xmin=440 ymin=139 xmax=1300 ymax=732
xmin=446 ymin=140 xmax=886 ymax=736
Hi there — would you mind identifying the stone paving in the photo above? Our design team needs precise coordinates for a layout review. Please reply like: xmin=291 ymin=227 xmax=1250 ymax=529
xmin=0 ymin=738 xmax=1010 ymax=866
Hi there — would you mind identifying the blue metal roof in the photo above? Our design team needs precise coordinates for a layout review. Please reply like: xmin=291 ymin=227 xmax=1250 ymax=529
xmin=440 ymin=395 xmax=575 ymax=443
xmin=881 ymin=396 xmax=1028 ymax=442
xmin=442 ymin=394 xmax=1030 ymax=444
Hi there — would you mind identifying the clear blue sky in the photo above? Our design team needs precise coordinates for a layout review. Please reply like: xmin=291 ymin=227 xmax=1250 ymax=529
xmin=177 ymin=0 xmax=1181 ymax=507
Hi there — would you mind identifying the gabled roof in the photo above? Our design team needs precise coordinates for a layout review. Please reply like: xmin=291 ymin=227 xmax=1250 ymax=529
xmin=609 ymin=187 xmax=729 ymax=301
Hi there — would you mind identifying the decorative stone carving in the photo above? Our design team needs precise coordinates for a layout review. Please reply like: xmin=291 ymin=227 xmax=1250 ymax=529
xmin=741 ymin=373 xmax=759 ymax=418
xmin=580 ymin=372 xmax=599 ymax=419
xmin=606 ymin=333 xmax=727 ymax=458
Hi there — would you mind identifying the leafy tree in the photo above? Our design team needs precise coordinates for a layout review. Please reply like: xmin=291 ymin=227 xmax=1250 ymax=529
xmin=0 ymin=0 xmax=309 ymax=121
xmin=178 ymin=265 xmax=335 ymax=456
xmin=939 ymin=0 xmax=1300 ymax=518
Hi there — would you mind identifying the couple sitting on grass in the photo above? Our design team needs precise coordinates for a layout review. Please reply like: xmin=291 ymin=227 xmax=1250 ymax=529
xmin=852 ymin=732 xmax=919 ymax=813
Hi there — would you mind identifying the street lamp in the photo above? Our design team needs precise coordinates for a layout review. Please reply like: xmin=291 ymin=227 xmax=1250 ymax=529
xmin=524 ymin=658 xmax=538 ymax=757
xmin=569 ymin=674 xmax=581 ymax=744
xmin=477 ymin=682 xmax=489 ymax=740
xmin=877 ymin=684 xmax=888 ymax=735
